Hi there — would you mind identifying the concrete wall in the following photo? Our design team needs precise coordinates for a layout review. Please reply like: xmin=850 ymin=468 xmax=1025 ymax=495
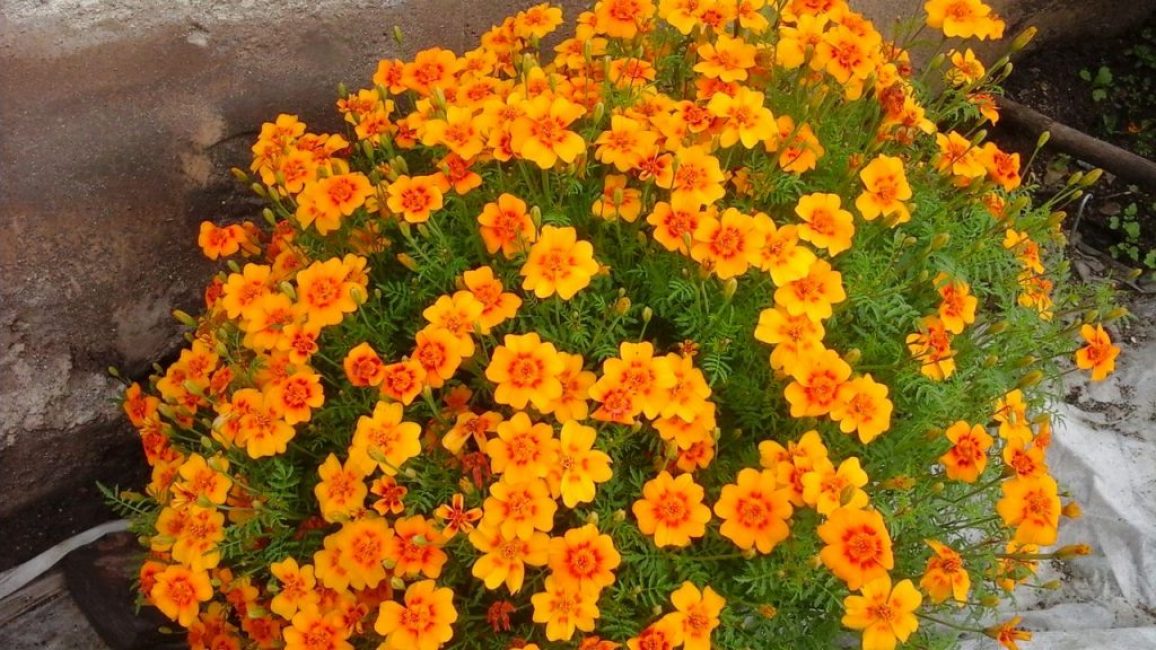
xmin=1 ymin=0 xmax=1153 ymax=561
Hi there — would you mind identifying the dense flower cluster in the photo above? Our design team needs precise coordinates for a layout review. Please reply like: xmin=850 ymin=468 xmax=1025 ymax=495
xmin=117 ymin=1 xmax=1124 ymax=649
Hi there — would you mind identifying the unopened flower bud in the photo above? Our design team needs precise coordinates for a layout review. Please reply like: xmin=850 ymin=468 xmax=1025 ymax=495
xmin=741 ymin=548 xmax=757 ymax=560
xmin=586 ymin=511 xmax=599 ymax=526
xmin=722 ymin=278 xmax=738 ymax=300
xmin=924 ymin=427 xmax=943 ymax=441
xmin=530 ymin=205 xmax=542 ymax=228
xmin=1040 ymin=579 xmax=1063 ymax=590
xmin=1036 ymin=130 xmax=1051 ymax=150
xmin=390 ymin=576 xmax=406 ymax=590
xmin=614 ymin=296 xmax=631 ymax=315
xmin=931 ymin=481 xmax=945 ymax=494
xmin=1014 ymin=355 xmax=1037 ymax=368
xmin=652 ymin=605 xmax=664 ymax=616
xmin=931 ymin=232 xmax=951 ymax=250
xmin=903 ymin=236 xmax=918 ymax=247
xmin=397 ymin=253 xmax=419 ymax=272
xmin=262 ymin=208 xmax=277 ymax=226
xmin=107 ymin=366 xmax=122 ymax=379
xmin=279 ymin=281 xmax=297 ymax=301
xmin=350 ymin=286 xmax=367 ymax=305
xmin=758 ymin=605 xmax=777 ymax=619
xmin=250 ymin=182 xmax=267 ymax=198
xmin=1016 ymin=370 xmax=1044 ymax=389
xmin=417 ymin=224 xmax=431 ymax=239
xmin=613 ymin=509 xmax=626 ymax=522
xmin=1056 ymin=544 xmax=1092 ymax=559
xmin=1081 ymin=168 xmax=1103 ymax=186
xmin=1105 ymin=307 xmax=1130 ymax=322
xmin=392 ymin=25 xmax=404 ymax=45
xmin=844 ymin=348 xmax=861 ymax=365
xmin=1012 ymin=26 xmax=1038 ymax=52
xmin=983 ymin=354 xmax=999 ymax=367
xmin=172 ymin=309 xmax=197 ymax=327
xmin=1062 ymin=501 xmax=1083 ymax=519
xmin=592 ymin=102 xmax=605 ymax=124
xmin=230 ymin=167 xmax=250 ymax=183
xmin=226 ymin=259 xmax=241 ymax=273
xmin=979 ymin=595 xmax=1002 ymax=608
xmin=642 ymin=306 xmax=653 ymax=324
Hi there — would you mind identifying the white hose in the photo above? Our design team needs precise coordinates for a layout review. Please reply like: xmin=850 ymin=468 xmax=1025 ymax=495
xmin=0 ymin=519 xmax=129 ymax=601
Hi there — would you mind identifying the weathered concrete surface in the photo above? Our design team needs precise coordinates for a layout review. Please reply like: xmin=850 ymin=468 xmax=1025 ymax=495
xmin=0 ymin=0 xmax=1153 ymax=566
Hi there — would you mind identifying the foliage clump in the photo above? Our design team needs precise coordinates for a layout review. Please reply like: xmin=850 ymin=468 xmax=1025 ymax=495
xmin=112 ymin=1 xmax=1124 ymax=648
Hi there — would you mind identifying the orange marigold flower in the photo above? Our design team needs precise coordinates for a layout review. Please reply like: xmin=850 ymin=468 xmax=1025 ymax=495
xmin=996 ymin=475 xmax=1060 ymax=546
xmin=370 ymin=475 xmax=408 ymax=516
xmin=296 ymin=258 xmax=361 ymax=328
xmin=920 ymin=539 xmax=970 ymax=604
xmin=985 ymin=616 xmax=1032 ymax=650
xmin=773 ymin=116 xmax=826 ymax=175
xmin=1075 ymin=323 xmax=1120 ymax=381
xmin=350 ymin=401 xmax=423 ymax=475
xmin=478 ymin=193 xmax=537 ymax=258
xmin=774 ymin=258 xmax=846 ymax=321
xmin=783 ymin=347 xmax=852 ymax=418
xmin=661 ymin=146 xmax=726 ymax=207
xmin=434 ymin=493 xmax=482 ymax=539
xmin=344 ymin=342 xmax=386 ymax=388
xmin=487 ymin=411 xmax=560 ymax=482
xmin=150 ymin=564 xmax=214 ymax=627
xmin=593 ymin=0 xmax=656 ymax=39
xmin=691 ymin=208 xmax=764 ymax=280
xmin=423 ymin=292 xmax=484 ymax=357
xmin=402 ymin=47 xmax=461 ymax=96
xmin=707 ymin=86 xmax=775 ymax=149
xmin=267 ymin=369 xmax=324 ymax=425
xmin=379 ymin=359 xmax=426 ymax=405
xmin=510 ymin=94 xmax=587 ymax=169
xmin=386 ymin=174 xmax=445 ymax=224
xmin=855 ymin=154 xmax=912 ymax=224
xmin=174 ymin=453 xmax=232 ymax=506
xmin=548 ymin=523 xmax=621 ymax=591
xmin=221 ymin=263 xmax=273 ymax=321
xmin=198 ymin=222 xmax=245 ymax=260
xmin=647 ymin=197 xmax=704 ymax=254
xmin=283 ymin=610 xmax=352 ymax=650
xmin=841 ymin=575 xmax=921 ymax=650
xmin=544 ymin=353 xmax=596 ymax=423
xmin=754 ymin=306 xmax=825 ymax=371
xmin=935 ymin=273 xmax=978 ymax=334
xmin=387 ymin=515 xmax=448 ymax=579
xmin=483 ymin=477 xmax=558 ymax=541
xmin=413 ymin=326 xmax=465 ymax=388
xmin=595 ymin=115 xmax=658 ymax=172
xmin=375 ymin=580 xmax=458 ymax=650
xmin=939 ymin=420 xmax=993 ymax=483
xmin=269 ymin=557 xmax=318 ymax=621
xmin=530 ymin=575 xmax=600 ymax=642
xmin=521 ymin=226 xmax=601 ymax=300
xmin=830 ymin=375 xmax=894 ymax=444
xmin=1002 ymin=437 xmax=1047 ymax=479
xmin=486 ymin=333 xmax=566 ymax=410
xmin=925 ymin=0 xmax=1005 ymax=40
xmin=818 ymin=507 xmax=895 ymax=590
xmin=802 ymin=457 xmax=869 ymax=515
xmin=470 ymin=520 xmax=550 ymax=594
xmin=592 ymin=174 xmax=644 ymax=223
xmin=979 ymin=142 xmax=1021 ymax=191
xmin=714 ymin=467 xmax=794 ymax=553
xmin=694 ymin=33 xmax=757 ymax=82
xmin=663 ymin=582 xmax=724 ymax=650
xmin=627 ymin=615 xmax=683 ymax=650
xmin=462 ymin=266 xmax=523 ymax=331
xmin=592 ymin=341 xmax=677 ymax=420
xmin=632 ymin=471 xmax=712 ymax=548
xmin=333 ymin=516 xmax=392 ymax=589
xmin=795 ymin=193 xmax=856 ymax=256
xmin=906 ymin=316 xmax=956 ymax=381
xmin=421 ymin=105 xmax=486 ymax=161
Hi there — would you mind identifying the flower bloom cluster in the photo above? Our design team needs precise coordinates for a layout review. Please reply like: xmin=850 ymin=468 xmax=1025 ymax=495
xmin=118 ymin=1 xmax=1122 ymax=649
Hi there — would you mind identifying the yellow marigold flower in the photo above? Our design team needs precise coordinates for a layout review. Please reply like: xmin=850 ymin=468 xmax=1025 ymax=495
xmin=996 ymin=475 xmax=1060 ymax=546
xmin=659 ymin=353 xmax=712 ymax=422
xmin=443 ymin=410 xmax=502 ymax=455
xmin=335 ymin=516 xmax=393 ymax=589
xmin=531 ymin=575 xmax=601 ymax=641
xmin=830 ymin=375 xmax=894 ymax=444
xmin=661 ymin=146 xmax=726 ymax=206
xmin=935 ymin=273 xmax=978 ymax=334
xmin=222 ymin=263 xmax=273 ymax=321
xmin=421 ymin=105 xmax=486 ymax=160
xmin=658 ymin=0 xmax=702 ymax=34
xmin=946 ymin=48 xmax=986 ymax=86
xmin=633 ymin=470 xmax=712 ymax=548
xmin=663 ymin=582 xmax=725 ymax=650
xmin=462 ymin=266 xmax=523 ymax=331
xmin=283 ymin=610 xmax=351 ymax=650
xmin=171 ymin=505 xmax=225 ymax=571
xmin=592 ymin=174 xmax=644 ymax=223
xmin=906 ymin=316 xmax=956 ymax=381
xmin=818 ymin=507 xmax=895 ymax=590
xmin=343 ymin=342 xmax=386 ymax=388
xmin=515 ymin=3 xmax=565 ymax=39
xmin=812 ymin=24 xmax=881 ymax=85
xmin=714 ymin=468 xmax=794 ymax=553
xmin=379 ymin=359 xmax=426 ymax=405
xmin=486 ymin=333 xmax=566 ymax=410
xmin=375 ymin=580 xmax=458 ymax=650
xmin=694 ymin=33 xmax=757 ymax=82
xmin=1003 ymin=437 xmax=1047 ymax=479
xmin=482 ymin=477 xmax=558 ymax=541
xmin=469 ymin=521 xmax=550 ymax=594
xmin=553 ymin=421 xmax=613 ymax=507
xmin=841 ymin=575 xmax=921 ymax=650
xmin=707 ymin=86 xmax=775 ymax=149
xmin=548 ymin=523 xmax=621 ymax=591
xmin=350 ymin=401 xmax=422 ymax=476
xmin=593 ymin=341 xmax=677 ymax=420
xmin=774 ymin=117 xmax=825 ymax=175
xmin=855 ymin=155 xmax=912 ymax=224
xmin=510 ymin=94 xmax=587 ymax=169
xmin=920 ymin=539 xmax=970 ymax=604
xmin=754 ymin=306 xmax=826 ymax=371
xmin=269 ymin=557 xmax=319 ymax=620
xmin=314 ymin=453 xmax=370 ymax=522
xmin=296 ymin=257 xmax=361 ymax=328
xmin=774 ymin=258 xmax=846 ymax=321
xmin=387 ymin=515 xmax=448 ymax=579
xmin=924 ymin=0 xmax=1005 ymax=40
xmin=149 ymin=564 xmax=213 ymax=627
xmin=236 ymin=392 xmax=296 ymax=459
xmin=593 ymin=0 xmax=656 ymax=39
xmin=1075 ymin=324 xmax=1120 ymax=381
xmin=478 ymin=193 xmax=537 ymax=258
xmin=595 ymin=115 xmax=658 ymax=172
xmin=174 ymin=453 xmax=232 ymax=506
xmin=795 ymin=193 xmax=856 ymax=256
xmin=487 ymin=411 xmax=561 ymax=482
xmin=802 ymin=457 xmax=870 ymax=515
xmin=520 ymin=225 xmax=601 ymax=300
xmin=386 ymin=174 xmax=445 ymax=224
xmin=544 ymin=353 xmax=596 ymax=423
xmin=423 ymin=292 xmax=484 ymax=357
xmin=647 ymin=197 xmax=704 ymax=254
xmin=691 ymin=207 xmax=764 ymax=280
xmin=939 ymin=420 xmax=993 ymax=483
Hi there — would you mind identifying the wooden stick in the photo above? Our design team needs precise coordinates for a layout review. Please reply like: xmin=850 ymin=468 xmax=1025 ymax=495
xmin=997 ymin=97 xmax=1156 ymax=192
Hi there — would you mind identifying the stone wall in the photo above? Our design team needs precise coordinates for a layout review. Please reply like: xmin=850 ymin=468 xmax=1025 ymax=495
xmin=1 ymin=0 xmax=1153 ymax=566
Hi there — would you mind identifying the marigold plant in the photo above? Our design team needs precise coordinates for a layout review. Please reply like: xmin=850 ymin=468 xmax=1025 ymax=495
xmin=113 ymin=1 xmax=1126 ymax=648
